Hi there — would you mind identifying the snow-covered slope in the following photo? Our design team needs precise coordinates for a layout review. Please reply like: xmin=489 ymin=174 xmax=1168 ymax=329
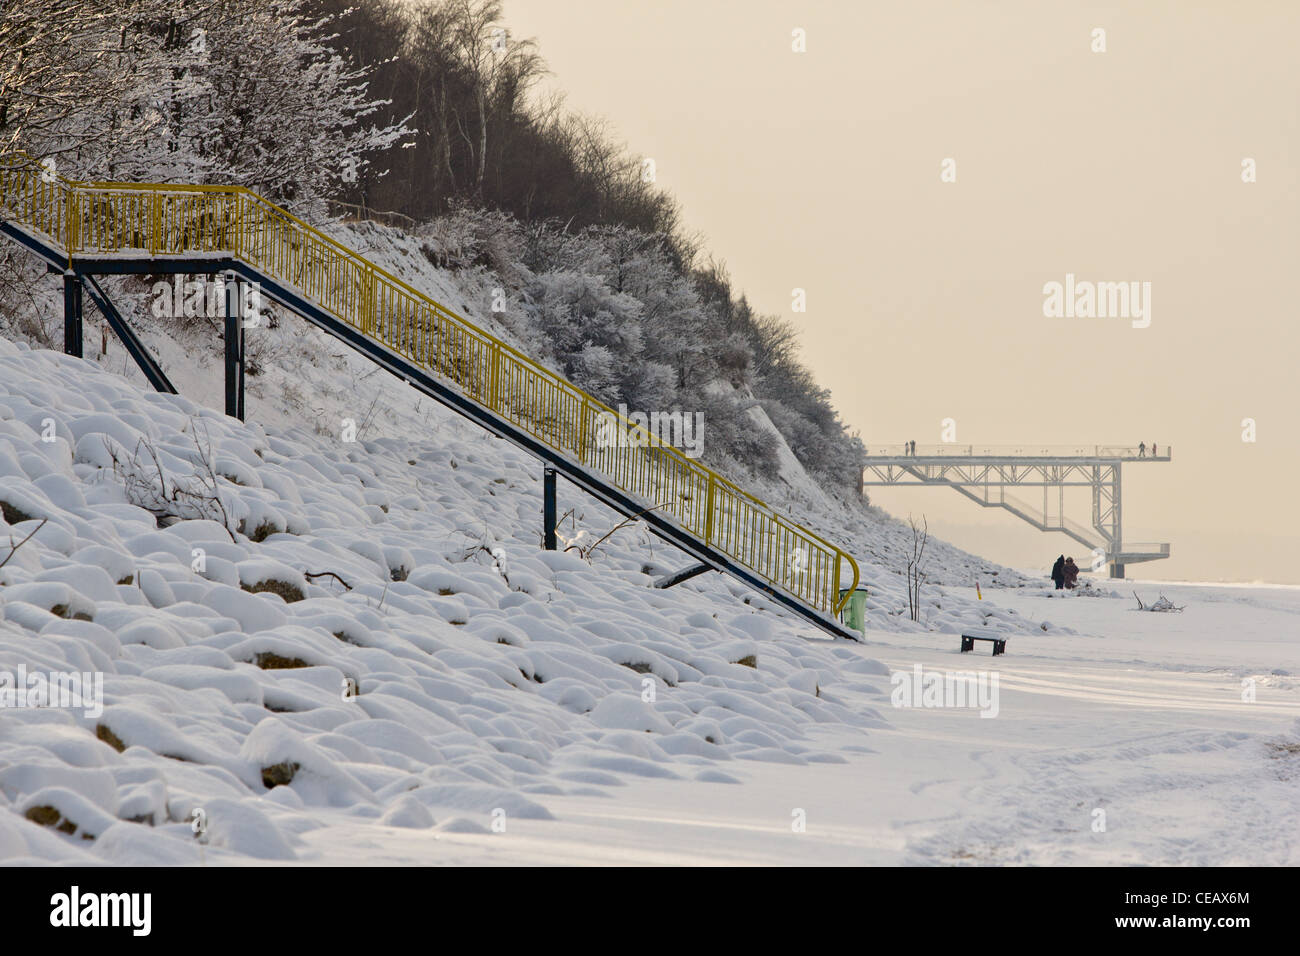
xmin=330 ymin=221 xmax=1034 ymax=597
xmin=0 ymin=213 xmax=1067 ymax=863
xmin=2 ymin=340 xmax=888 ymax=861
xmin=0 ymin=320 xmax=1062 ymax=863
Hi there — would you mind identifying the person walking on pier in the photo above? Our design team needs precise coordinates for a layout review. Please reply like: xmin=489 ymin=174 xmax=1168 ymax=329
xmin=1138 ymin=442 xmax=1146 ymax=457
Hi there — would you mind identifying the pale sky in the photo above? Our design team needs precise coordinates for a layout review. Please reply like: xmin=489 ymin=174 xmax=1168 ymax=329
xmin=502 ymin=0 xmax=1300 ymax=583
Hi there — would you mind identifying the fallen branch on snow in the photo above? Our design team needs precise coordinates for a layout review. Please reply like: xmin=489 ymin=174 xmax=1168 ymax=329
xmin=0 ymin=518 xmax=48 ymax=570
xmin=1133 ymin=591 xmax=1185 ymax=612
xmin=304 ymin=570 xmax=352 ymax=591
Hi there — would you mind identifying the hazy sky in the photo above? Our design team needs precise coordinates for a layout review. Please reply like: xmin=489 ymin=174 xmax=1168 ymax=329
xmin=502 ymin=0 xmax=1300 ymax=583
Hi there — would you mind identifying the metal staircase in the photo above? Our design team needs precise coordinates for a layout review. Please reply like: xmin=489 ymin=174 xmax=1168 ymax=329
xmin=0 ymin=152 xmax=860 ymax=638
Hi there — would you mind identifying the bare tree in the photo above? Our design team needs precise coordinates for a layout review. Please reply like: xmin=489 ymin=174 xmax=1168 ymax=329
xmin=405 ymin=0 xmax=461 ymax=195
xmin=446 ymin=0 xmax=543 ymax=197
xmin=906 ymin=514 xmax=929 ymax=623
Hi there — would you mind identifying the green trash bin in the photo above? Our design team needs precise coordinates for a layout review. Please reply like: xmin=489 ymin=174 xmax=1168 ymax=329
xmin=838 ymin=587 xmax=869 ymax=634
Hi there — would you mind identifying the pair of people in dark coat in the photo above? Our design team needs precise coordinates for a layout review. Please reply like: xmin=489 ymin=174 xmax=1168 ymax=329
xmin=1051 ymin=555 xmax=1080 ymax=589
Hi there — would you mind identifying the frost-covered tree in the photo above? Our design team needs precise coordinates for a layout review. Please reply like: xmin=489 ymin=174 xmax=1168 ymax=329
xmin=580 ymin=226 xmax=712 ymax=391
xmin=121 ymin=1 xmax=409 ymax=210
xmin=531 ymin=269 xmax=675 ymax=409
xmin=1 ymin=0 xmax=408 ymax=213
xmin=0 ymin=0 xmax=176 ymax=160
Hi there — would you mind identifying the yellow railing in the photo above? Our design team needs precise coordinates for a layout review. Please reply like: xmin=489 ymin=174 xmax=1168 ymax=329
xmin=0 ymin=151 xmax=859 ymax=618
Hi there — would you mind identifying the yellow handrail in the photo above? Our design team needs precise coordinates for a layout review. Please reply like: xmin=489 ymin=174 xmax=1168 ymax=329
xmin=0 ymin=151 xmax=860 ymax=617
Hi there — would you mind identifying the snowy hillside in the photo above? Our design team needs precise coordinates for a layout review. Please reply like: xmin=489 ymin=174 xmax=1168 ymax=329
xmin=0 ymin=330 xmax=987 ymax=863
xmin=332 ymin=219 xmax=1034 ymax=593
xmin=0 ymin=255 xmax=1053 ymax=863
xmin=0 ymin=177 xmax=1118 ymax=861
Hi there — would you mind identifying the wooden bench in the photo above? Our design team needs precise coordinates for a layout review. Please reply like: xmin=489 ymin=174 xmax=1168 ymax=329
xmin=960 ymin=631 xmax=1007 ymax=656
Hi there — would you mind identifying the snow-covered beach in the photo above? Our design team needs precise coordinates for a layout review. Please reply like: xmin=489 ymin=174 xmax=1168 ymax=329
xmin=239 ymin=580 xmax=1300 ymax=867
